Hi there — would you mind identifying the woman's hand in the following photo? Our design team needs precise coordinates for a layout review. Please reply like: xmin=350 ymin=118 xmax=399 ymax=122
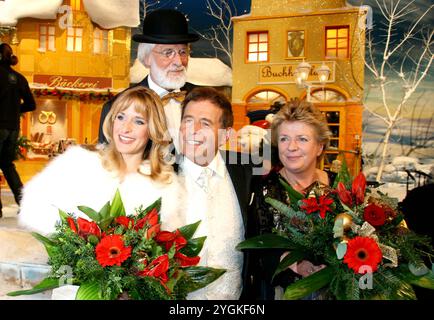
xmin=289 ymin=260 xmax=326 ymax=278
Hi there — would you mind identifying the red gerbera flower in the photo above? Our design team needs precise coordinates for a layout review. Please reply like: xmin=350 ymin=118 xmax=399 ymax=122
xmin=343 ymin=236 xmax=383 ymax=273
xmin=364 ymin=203 xmax=386 ymax=227
xmin=95 ymin=235 xmax=132 ymax=267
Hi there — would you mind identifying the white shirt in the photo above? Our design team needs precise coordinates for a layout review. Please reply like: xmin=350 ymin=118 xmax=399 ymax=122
xmin=148 ymin=76 xmax=182 ymax=150
xmin=179 ymin=153 xmax=245 ymax=300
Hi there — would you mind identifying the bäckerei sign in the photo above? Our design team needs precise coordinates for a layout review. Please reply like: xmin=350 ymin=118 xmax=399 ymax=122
xmin=33 ymin=75 xmax=112 ymax=89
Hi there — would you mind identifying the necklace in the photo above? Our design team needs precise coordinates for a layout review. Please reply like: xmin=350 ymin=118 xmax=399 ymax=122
xmin=279 ymin=169 xmax=318 ymax=192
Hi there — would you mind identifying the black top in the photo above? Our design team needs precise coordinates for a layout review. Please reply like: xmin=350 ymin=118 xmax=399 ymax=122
xmin=0 ymin=64 xmax=36 ymax=130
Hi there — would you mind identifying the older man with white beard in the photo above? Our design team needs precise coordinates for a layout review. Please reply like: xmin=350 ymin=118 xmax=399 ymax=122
xmin=98 ymin=9 xmax=199 ymax=148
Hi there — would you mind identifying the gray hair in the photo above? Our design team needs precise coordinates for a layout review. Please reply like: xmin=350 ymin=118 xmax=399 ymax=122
xmin=137 ymin=43 xmax=156 ymax=66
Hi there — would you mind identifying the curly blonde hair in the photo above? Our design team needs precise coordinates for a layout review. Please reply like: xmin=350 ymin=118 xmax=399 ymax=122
xmin=101 ymin=86 xmax=173 ymax=183
xmin=271 ymin=98 xmax=331 ymax=161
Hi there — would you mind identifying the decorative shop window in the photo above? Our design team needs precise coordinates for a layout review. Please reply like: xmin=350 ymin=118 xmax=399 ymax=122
xmin=38 ymin=25 xmax=56 ymax=52
xmin=66 ymin=26 xmax=83 ymax=52
xmin=310 ymin=88 xmax=346 ymax=103
xmin=287 ymin=30 xmax=305 ymax=59
xmin=93 ymin=27 xmax=109 ymax=54
xmin=322 ymin=110 xmax=342 ymax=169
xmin=247 ymin=31 xmax=268 ymax=62
xmin=247 ymin=90 xmax=285 ymax=104
xmin=325 ymin=26 xmax=349 ymax=59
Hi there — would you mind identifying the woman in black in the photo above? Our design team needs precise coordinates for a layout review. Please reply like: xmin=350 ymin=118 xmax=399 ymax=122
xmin=244 ymin=99 xmax=335 ymax=300
xmin=0 ymin=43 xmax=36 ymax=217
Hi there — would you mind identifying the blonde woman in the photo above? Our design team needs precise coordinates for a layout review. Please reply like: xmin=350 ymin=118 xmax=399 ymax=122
xmin=19 ymin=87 xmax=185 ymax=234
xmin=245 ymin=99 xmax=333 ymax=300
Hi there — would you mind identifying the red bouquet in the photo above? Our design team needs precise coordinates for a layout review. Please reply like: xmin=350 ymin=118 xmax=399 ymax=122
xmin=9 ymin=190 xmax=225 ymax=300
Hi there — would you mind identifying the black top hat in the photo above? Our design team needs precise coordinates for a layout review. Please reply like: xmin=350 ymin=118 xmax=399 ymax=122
xmin=132 ymin=9 xmax=199 ymax=44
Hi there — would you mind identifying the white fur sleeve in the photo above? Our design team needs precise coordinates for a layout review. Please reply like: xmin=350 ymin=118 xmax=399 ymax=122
xmin=18 ymin=147 xmax=111 ymax=235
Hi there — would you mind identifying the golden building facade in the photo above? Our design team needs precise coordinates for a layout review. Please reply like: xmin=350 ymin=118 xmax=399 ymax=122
xmin=1 ymin=0 xmax=131 ymax=157
xmin=232 ymin=0 xmax=367 ymax=174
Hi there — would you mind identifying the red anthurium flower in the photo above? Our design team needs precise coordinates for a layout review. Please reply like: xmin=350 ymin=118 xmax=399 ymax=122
xmin=155 ymin=231 xmax=176 ymax=242
xmin=115 ymin=216 xmax=134 ymax=229
xmin=170 ymin=232 xmax=188 ymax=252
xmin=337 ymin=182 xmax=353 ymax=207
xmin=95 ymin=234 xmax=132 ymax=267
xmin=155 ymin=230 xmax=187 ymax=251
xmin=344 ymin=236 xmax=382 ymax=274
xmin=135 ymin=208 xmax=159 ymax=230
xmin=139 ymin=254 xmax=170 ymax=280
xmin=67 ymin=217 xmax=77 ymax=233
xmin=146 ymin=223 xmax=161 ymax=240
xmin=352 ymin=172 xmax=366 ymax=205
xmin=77 ymin=217 xmax=101 ymax=239
xmin=174 ymin=252 xmax=200 ymax=267
xmin=144 ymin=208 xmax=159 ymax=226
xmin=363 ymin=203 xmax=386 ymax=227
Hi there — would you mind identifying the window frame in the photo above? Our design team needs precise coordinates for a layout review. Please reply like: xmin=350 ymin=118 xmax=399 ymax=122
xmin=246 ymin=31 xmax=269 ymax=63
xmin=325 ymin=25 xmax=350 ymax=59
xmin=66 ymin=26 xmax=84 ymax=52
xmin=93 ymin=27 xmax=109 ymax=54
xmin=38 ymin=24 xmax=56 ymax=52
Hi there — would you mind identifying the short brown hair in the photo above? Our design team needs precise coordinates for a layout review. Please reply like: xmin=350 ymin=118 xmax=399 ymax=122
xmin=271 ymin=98 xmax=331 ymax=160
xmin=181 ymin=87 xmax=233 ymax=128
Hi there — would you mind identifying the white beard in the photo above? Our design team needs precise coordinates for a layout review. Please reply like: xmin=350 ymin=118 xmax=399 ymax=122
xmin=150 ymin=59 xmax=187 ymax=90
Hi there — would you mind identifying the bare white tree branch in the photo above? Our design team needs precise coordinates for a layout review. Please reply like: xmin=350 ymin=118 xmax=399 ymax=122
xmin=365 ymin=1 xmax=433 ymax=181
xmin=194 ymin=0 xmax=236 ymax=67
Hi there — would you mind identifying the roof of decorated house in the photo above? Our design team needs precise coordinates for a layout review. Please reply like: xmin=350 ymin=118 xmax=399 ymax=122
xmin=0 ymin=0 xmax=139 ymax=29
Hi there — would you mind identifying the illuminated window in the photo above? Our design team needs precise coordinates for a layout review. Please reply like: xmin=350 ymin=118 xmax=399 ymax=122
xmin=39 ymin=25 xmax=56 ymax=51
xmin=325 ymin=26 xmax=349 ymax=58
xmin=247 ymin=90 xmax=285 ymax=104
xmin=310 ymin=88 xmax=346 ymax=103
xmin=66 ymin=27 xmax=83 ymax=52
xmin=247 ymin=32 xmax=268 ymax=62
xmin=93 ymin=27 xmax=108 ymax=54
xmin=68 ymin=0 xmax=83 ymax=11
